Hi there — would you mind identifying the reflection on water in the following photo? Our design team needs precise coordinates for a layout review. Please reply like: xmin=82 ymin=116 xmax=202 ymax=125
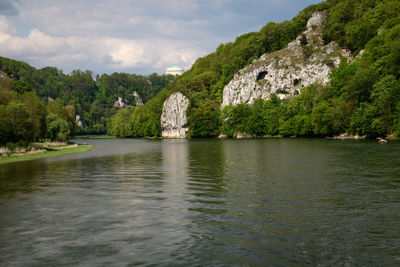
xmin=0 ymin=138 xmax=399 ymax=266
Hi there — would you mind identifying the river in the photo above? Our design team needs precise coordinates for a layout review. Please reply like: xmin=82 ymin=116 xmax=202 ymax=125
xmin=0 ymin=138 xmax=399 ymax=266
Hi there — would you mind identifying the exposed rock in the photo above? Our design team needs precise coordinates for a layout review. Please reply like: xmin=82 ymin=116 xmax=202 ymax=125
xmin=161 ymin=92 xmax=189 ymax=139
xmin=333 ymin=133 xmax=362 ymax=140
xmin=0 ymin=71 xmax=8 ymax=80
xmin=75 ymin=114 xmax=83 ymax=128
xmin=132 ymin=91 xmax=143 ymax=106
xmin=356 ymin=49 xmax=365 ymax=58
xmin=113 ymin=96 xmax=127 ymax=109
xmin=377 ymin=137 xmax=388 ymax=144
xmin=335 ymin=133 xmax=351 ymax=139
xmin=114 ymin=92 xmax=143 ymax=109
xmin=222 ymin=11 xmax=353 ymax=108
xmin=235 ymin=132 xmax=254 ymax=139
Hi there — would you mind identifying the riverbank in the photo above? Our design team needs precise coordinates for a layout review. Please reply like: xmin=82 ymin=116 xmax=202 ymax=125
xmin=0 ymin=143 xmax=92 ymax=165
xmin=74 ymin=135 xmax=115 ymax=139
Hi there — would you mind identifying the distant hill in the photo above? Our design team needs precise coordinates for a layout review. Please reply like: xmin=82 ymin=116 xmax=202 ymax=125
xmin=0 ymin=56 xmax=174 ymax=134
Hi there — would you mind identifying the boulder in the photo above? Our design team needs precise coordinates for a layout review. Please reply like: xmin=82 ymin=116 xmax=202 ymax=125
xmin=235 ymin=132 xmax=253 ymax=139
xmin=161 ymin=92 xmax=189 ymax=138
xmin=377 ymin=137 xmax=388 ymax=144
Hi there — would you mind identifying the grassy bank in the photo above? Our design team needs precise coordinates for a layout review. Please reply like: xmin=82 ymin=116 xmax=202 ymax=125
xmin=0 ymin=144 xmax=92 ymax=165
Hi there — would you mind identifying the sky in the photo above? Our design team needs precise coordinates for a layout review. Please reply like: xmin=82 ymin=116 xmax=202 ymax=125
xmin=0 ymin=0 xmax=321 ymax=75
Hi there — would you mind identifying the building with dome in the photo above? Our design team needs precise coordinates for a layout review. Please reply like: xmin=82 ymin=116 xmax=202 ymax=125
xmin=166 ymin=65 xmax=184 ymax=76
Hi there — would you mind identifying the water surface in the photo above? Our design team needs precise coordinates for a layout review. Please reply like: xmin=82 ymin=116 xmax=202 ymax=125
xmin=1 ymin=138 xmax=399 ymax=266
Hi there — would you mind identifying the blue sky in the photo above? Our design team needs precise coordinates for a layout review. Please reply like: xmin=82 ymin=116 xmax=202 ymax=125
xmin=0 ymin=0 xmax=321 ymax=75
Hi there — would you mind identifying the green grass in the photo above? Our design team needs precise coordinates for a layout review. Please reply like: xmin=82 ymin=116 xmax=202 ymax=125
xmin=0 ymin=144 xmax=92 ymax=165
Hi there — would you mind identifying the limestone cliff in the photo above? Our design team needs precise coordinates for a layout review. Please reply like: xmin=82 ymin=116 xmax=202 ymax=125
xmin=222 ymin=11 xmax=353 ymax=108
xmin=113 ymin=97 xmax=126 ymax=109
xmin=113 ymin=91 xmax=143 ymax=109
xmin=0 ymin=71 xmax=8 ymax=80
xmin=75 ymin=114 xmax=83 ymax=128
xmin=161 ymin=92 xmax=189 ymax=138
xmin=132 ymin=91 xmax=143 ymax=106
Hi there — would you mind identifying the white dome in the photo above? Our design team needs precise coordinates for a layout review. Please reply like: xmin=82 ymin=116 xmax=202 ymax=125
xmin=166 ymin=65 xmax=184 ymax=76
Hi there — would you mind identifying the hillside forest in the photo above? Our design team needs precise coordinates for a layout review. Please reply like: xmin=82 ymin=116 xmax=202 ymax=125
xmin=108 ymin=0 xmax=400 ymax=139
xmin=0 ymin=58 xmax=173 ymax=146
xmin=1 ymin=0 xmax=400 ymax=146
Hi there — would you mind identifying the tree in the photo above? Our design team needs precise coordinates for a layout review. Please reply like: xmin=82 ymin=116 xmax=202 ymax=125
xmin=247 ymin=99 xmax=267 ymax=136
xmin=370 ymin=75 xmax=400 ymax=135
xmin=188 ymin=98 xmax=220 ymax=137
xmin=13 ymin=78 xmax=33 ymax=94
xmin=22 ymin=92 xmax=47 ymax=141
xmin=46 ymin=113 xmax=70 ymax=142
xmin=6 ymin=101 xmax=33 ymax=142
xmin=107 ymin=108 xmax=132 ymax=137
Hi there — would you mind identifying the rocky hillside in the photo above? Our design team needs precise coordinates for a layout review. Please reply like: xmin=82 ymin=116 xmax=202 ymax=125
xmin=108 ymin=0 xmax=400 ymax=139
xmin=222 ymin=11 xmax=353 ymax=108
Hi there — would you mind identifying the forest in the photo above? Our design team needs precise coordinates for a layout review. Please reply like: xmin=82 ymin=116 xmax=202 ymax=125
xmin=108 ymin=0 xmax=400 ymax=139
xmin=0 ymin=57 xmax=173 ymax=146
xmin=2 ymin=0 xmax=400 ymax=144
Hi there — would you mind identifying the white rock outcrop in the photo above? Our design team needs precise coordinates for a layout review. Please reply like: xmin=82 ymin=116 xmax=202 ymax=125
xmin=0 ymin=71 xmax=8 ymax=80
xmin=113 ymin=96 xmax=126 ymax=109
xmin=222 ymin=11 xmax=353 ymax=108
xmin=132 ymin=91 xmax=143 ymax=106
xmin=161 ymin=92 xmax=189 ymax=138
xmin=114 ymin=91 xmax=143 ymax=109
xmin=75 ymin=114 xmax=83 ymax=128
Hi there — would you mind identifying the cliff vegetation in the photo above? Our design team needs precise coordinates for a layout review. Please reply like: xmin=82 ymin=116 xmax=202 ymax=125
xmin=108 ymin=0 xmax=400 ymax=139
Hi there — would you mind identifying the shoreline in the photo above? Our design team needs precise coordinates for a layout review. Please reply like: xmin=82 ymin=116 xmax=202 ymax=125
xmin=141 ymin=135 xmax=400 ymax=143
xmin=0 ymin=144 xmax=92 ymax=165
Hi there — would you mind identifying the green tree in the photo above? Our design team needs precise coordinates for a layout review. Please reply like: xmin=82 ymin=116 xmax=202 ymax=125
xmin=22 ymin=92 xmax=47 ymax=141
xmin=247 ymin=99 xmax=267 ymax=136
xmin=7 ymin=101 xmax=33 ymax=142
xmin=188 ymin=98 xmax=220 ymax=137
xmin=46 ymin=113 xmax=70 ymax=141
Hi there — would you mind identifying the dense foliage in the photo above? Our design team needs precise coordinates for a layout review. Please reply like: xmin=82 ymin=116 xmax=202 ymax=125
xmin=0 ymin=57 xmax=173 ymax=134
xmin=0 ymin=76 xmax=76 ymax=145
xmin=2 ymin=0 xmax=400 ymax=140
xmin=222 ymin=0 xmax=400 ymax=138
xmin=109 ymin=0 xmax=400 ymax=138
xmin=108 ymin=1 xmax=326 ymax=137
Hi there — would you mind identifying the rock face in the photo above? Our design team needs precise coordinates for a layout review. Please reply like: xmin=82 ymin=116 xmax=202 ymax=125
xmin=161 ymin=92 xmax=189 ymax=138
xmin=222 ymin=11 xmax=353 ymax=108
xmin=0 ymin=71 xmax=8 ymax=80
xmin=113 ymin=97 xmax=126 ymax=109
xmin=113 ymin=91 xmax=143 ymax=109
xmin=75 ymin=114 xmax=83 ymax=128
xmin=132 ymin=91 xmax=143 ymax=106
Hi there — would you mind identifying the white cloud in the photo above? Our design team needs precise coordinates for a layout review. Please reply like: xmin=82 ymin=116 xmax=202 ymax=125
xmin=0 ymin=15 xmax=204 ymax=74
xmin=0 ymin=0 xmax=322 ymax=74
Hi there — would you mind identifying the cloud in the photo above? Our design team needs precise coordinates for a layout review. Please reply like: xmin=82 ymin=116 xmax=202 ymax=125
xmin=0 ymin=0 xmax=19 ymax=16
xmin=0 ymin=0 xmax=322 ymax=74
xmin=0 ymin=15 xmax=203 ymax=74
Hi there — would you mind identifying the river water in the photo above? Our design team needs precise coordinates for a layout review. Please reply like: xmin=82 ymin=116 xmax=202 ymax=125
xmin=0 ymin=138 xmax=399 ymax=266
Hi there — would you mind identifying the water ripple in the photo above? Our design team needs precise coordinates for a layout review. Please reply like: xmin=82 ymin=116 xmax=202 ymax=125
xmin=1 ymin=138 xmax=399 ymax=266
